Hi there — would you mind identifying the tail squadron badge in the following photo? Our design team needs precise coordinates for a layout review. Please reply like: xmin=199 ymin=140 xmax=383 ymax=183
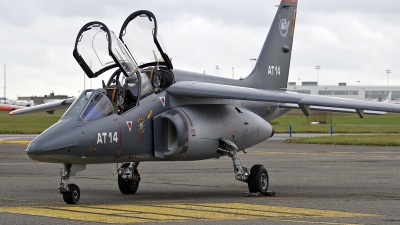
xmin=279 ymin=19 xmax=290 ymax=37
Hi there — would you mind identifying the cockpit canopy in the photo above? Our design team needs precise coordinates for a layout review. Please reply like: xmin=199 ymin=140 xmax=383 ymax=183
xmin=73 ymin=22 xmax=138 ymax=78
xmin=73 ymin=10 xmax=173 ymax=79
xmin=71 ymin=10 xmax=175 ymax=116
xmin=119 ymin=10 xmax=173 ymax=70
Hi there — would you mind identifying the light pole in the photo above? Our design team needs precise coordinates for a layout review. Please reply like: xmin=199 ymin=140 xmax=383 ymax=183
xmin=386 ymin=70 xmax=391 ymax=86
xmin=315 ymin=65 xmax=321 ymax=85
xmin=3 ymin=65 xmax=5 ymax=102
xmin=215 ymin=65 xmax=219 ymax=76
xmin=357 ymin=81 xmax=360 ymax=86
xmin=298 ymin=78 xmax=301 ymax=86
xmin=232 ymin=67 xmax=234 ymax=79
xmin=250 ymin=58 xmax=257 ymax=69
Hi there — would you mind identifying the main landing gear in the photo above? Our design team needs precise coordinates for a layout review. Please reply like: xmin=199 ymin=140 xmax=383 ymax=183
xmin=218 ymin=139 xmax=269 ymax=195
xmin=117 ymin=162 xmax=141 ymax=194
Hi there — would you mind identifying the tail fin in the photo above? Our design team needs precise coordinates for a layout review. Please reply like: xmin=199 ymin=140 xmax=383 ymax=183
xmin=384 ymin=91 xmax=392 ymax=103
xmin=244 ymin=0 xmax=298 ymax=90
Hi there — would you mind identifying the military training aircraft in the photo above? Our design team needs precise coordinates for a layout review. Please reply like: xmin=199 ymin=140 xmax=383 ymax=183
xmin=11 ymin=0 xmax=400 ymax=204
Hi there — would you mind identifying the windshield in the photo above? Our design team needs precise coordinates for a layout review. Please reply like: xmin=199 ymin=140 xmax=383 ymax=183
xmin=81 ymin=92 xmax=114 ymax=121
xmin=61 ymin=90 xmax=94 ymax=120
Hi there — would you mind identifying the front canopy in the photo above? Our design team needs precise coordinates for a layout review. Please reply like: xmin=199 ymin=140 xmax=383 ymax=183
xmin=73 ymin=22 xmax=139 ymax=78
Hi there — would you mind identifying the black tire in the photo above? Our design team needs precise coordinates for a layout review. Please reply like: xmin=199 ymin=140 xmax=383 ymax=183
xmin=63 ymin=183 xmax=80 ymax=204
xmin=247 ymin=164 xmax=269 ymax=195
xmin=118 ymin=171 xmax=140 ymax=194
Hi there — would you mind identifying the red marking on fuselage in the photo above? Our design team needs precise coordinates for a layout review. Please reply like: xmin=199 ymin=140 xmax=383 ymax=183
xmin=159 ymin=97 xmax=165 ymax=106
xmin=179 ymin=109 xmax=193 ymax=127
xmin=117 ymin=120 xmax=122 ymax=145
xmin=177 ymin=113 xmax=188 ymax=142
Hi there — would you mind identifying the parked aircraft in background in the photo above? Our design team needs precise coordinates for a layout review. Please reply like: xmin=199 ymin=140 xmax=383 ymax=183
xmin=11 ymin=0 xmax=400 ymax=204
xmin=382 ymin=92 xmax=400 ymax=104
xmin=371 ymin=92 xmax=399 ymax=104
xmin=0 ymin=98 xmax=34 ymax=111
xmin=0 ymin=104 xmax=25 ymax=111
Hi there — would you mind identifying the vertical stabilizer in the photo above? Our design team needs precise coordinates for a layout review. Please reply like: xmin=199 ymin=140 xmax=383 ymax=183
xmin=244 ymin=0 xmax=298 ymax=90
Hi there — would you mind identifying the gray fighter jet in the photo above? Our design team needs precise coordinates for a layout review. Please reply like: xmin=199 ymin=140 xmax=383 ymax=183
xmin=11 ymin=0 xmax=400 ymax=204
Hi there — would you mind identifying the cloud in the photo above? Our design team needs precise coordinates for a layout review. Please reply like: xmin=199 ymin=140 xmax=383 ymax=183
xmin=0 ymin=0 xmax=399 ymax=100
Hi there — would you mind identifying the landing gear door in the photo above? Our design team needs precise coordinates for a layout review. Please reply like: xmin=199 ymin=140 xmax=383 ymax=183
xmin=119 ymin=10 xmax=173 ymax=69
xmin=73 ymin=22 xmax=139 ymax=78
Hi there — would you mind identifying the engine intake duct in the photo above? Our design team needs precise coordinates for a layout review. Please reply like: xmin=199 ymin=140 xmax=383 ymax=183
xmin=153 ymin=105 xmax=274 ymax=161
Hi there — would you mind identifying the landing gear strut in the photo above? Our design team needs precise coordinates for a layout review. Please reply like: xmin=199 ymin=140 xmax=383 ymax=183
xmin=117 ymin=162 xmax=141 ymax=194
xmin=58 ymin=164 xmax=80 ymax=204
xmin=218 ymin=139 xmax=269 ymax=195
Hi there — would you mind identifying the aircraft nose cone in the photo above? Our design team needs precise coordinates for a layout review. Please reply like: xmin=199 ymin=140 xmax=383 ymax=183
xmin=26 ymin=140 xmax=43 ymax=157
xmin=26 ymin=124 xmax=78 ymax=162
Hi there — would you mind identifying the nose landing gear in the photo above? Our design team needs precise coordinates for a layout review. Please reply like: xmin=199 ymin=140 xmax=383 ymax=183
xmin=58 ymin=164 xmax=86 ymax=204
xmin=62 ymin=183 xmax=80 ymax=204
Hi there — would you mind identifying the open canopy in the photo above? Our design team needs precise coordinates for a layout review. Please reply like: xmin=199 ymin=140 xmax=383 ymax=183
xmin=73 ymin=22 xmax=138 ymax=78
xmin=119 ymin=10 xmax=173 ymax=70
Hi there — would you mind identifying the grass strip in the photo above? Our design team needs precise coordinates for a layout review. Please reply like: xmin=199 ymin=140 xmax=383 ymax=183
xmin=0 ymin=111 xmax=64 ymax=134
xmin=0 ymin=109 xmax=399 ymax=134
xmin=285 ymin=135 xmax=400 ymax=146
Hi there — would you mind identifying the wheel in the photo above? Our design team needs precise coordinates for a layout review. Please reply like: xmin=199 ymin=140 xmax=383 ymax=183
xmin=247 ymin=164 xmax=269 ymax=195
xmin=63 ymin=183 xmax=80 ymax=204
xmin=118 ymin=170 xmax=140 ymax=194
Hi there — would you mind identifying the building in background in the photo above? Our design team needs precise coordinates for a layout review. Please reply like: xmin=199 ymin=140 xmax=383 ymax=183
xmin=1 ymin=97 xmax=34 ymax=106
xmin=18 ymin=92 xmax=72 ymax=105
xmin=287 ymin=82 xmax=400 ymax=102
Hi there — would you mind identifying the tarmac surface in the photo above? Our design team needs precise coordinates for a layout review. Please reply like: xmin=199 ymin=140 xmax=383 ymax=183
xmin=0 ymin=140 xmax=400 ymax=224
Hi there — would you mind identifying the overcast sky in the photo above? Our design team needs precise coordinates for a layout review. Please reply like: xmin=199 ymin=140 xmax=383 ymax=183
xmin=1 ymin=0 xmax=399 ymax=100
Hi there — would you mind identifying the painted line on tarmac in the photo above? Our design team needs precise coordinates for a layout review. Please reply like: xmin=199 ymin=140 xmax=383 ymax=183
xmin=0 ymin=139 xmax=30 ymax=145
xmin=0 ymin=203 xmax=376 ymax=224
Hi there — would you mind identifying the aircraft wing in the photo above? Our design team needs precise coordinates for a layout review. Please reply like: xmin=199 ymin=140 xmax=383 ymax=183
xmin=10 ymin=98 xmax=75 ymax=115
xmin=279 ymin=103 xmax=386 ymax=115
xmin=167 ymin=81 xmax=400 ymax=117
